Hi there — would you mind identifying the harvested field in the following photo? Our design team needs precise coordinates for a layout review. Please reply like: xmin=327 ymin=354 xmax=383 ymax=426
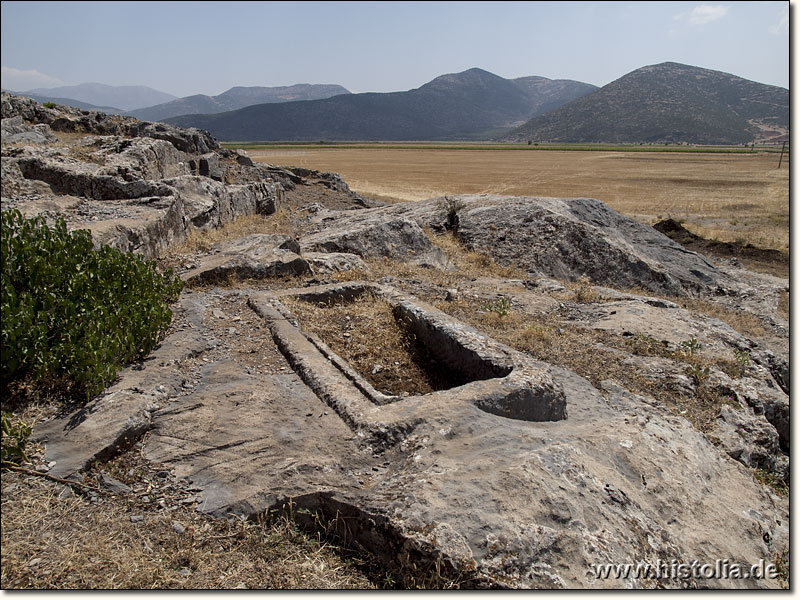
xmin=248 ymin=148 xmax=789 ymax=252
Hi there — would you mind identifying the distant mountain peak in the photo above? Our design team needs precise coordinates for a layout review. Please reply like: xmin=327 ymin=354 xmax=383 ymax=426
xmin=505 ymin=62 xmax=788 ymax=144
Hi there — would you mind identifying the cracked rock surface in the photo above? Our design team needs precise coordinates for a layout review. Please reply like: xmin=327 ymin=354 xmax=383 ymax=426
xmin=5 ymin=93 xmax=789 ymax=589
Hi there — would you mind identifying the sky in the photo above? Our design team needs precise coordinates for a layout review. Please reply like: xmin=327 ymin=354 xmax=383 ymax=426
xmin=0 ymin=1 xmax=791 ymax=98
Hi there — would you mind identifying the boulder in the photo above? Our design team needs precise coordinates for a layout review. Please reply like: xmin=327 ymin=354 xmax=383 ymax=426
xmin=1 ymin=115 xmax=58 ymax=144
xmin=301 ymin=215 xmax=449 ymax=269
xmin=451 ymin=195 xmax=719 ymax=296
xmin=714 ymin=405 xmax=788 ymax=482
xmin=304 ymin=251 xmax=368 ymax=275
xmin=1 ymin=92 xmax=218 ymax=154
xmin=182 ymin=234 xmax=311 ymax=284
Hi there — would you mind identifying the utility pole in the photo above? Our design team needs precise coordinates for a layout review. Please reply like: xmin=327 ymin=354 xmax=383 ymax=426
xmin=778 ymin=141 xmax=787 ymax=168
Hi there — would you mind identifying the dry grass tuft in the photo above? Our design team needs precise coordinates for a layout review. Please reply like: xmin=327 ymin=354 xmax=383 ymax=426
xmin=332 ymin=230 xmax=522 ymax=290
xmin=432 ymin=231 xmax=523 ymax=280
xmin=174 ymin=212 xmax=293 ymax=255
xmin=565 ymin=276 xmax=606 ymax=303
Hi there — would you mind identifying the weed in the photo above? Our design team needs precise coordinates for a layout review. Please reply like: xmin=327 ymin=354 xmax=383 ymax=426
xmin=625 ymin=333 xmax=673 ymax=358
xmin=753 ymin=469 xmax=789 ymax=498
xmin=772 ymin=548 xmax=790 ymax=588
xmin=438 ymin=196 xmax=466 ymax=230
xmin=728 ymin=348 xmax=751 ymax=378
xmin=482 ymin=296 xmax=512 ymax=317
xmin=42 ymin=101 xmax=57 ymax=109
xmin=1 ymin=412 xmax=31 ymax=468
xmin=680 ymin=337 xmax=703 ymax=356
xmin=569 ymin=276 xmax=603 ymax=303
xmin=686 ymin=364 xmax=711 ymax=386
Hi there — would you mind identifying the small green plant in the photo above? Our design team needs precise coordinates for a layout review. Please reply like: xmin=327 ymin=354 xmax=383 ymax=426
xmin=1 ymin=412 xmax=31 ymax=468
xmin=687 ymin=363 xmax=711 ymax=386
xmin=680 ymin=337 xmax=703 ymax=355
xmin=773 ymin=548 xmax=790 ymax=588
xmin=1 ymin=209 xmax=183 ymax=401
xmin=439 ymin=196 xmax=466 ymax=230
xmin=482 ymin=296 xmax=512 ymax=317
xmin=734 ymin=348 xmax=750 ymax=369
xmin=753 ymin=468 xmax=789 ymax=498
xmin=42 ymin=101 xmax=57 ymax=109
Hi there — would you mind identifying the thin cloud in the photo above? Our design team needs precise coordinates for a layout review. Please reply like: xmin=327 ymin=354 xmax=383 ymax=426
xmin=688 ymin=5 xmax=729 ymax=26
xmin=768 ymin=7 xmax=789 ymax=35
xmin=672 ymin=4 xmax=730 ymax=27
xmin=1 ymin=66 xmax=64 ymax=91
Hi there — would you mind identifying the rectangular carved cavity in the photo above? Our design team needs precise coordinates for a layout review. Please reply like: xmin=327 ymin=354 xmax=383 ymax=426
xmin=282 ymin=289 xmax=508 ymax=398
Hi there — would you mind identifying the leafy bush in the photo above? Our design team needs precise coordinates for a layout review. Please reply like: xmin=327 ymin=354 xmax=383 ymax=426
xmin=1 ymin=412 xmax=31 ymax=468
xmin=1 ymin=209 xmax=183 ymax=400
xmin=42 ymin=101 xmax=57 ymax=109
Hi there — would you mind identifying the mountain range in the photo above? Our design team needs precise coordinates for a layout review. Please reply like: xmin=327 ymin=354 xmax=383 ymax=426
xmin=126 ymin=84 xmax=352 ymax=121
xmin=5 ymin=62 xmax=788 ymax=145
xmin=505 ymin=62 xmax=789 ymax=145
xmin=165 ymin=68 xmax=597 ymax=141
xmin=21 ymin=83 xmax=177 ymax=112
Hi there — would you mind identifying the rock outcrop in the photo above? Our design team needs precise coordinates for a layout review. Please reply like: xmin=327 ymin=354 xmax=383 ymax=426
xmin=304 ymin=194 xmax=721 ymax=296
xmin=1 ymin=92 xmax=284 ymax=259
xmin=4 ymin=93 xmax=789 ymax=589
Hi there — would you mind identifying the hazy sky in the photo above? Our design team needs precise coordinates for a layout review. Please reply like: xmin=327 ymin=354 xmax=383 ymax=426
xmin=1 ymin=1 xmax=790 ymax=97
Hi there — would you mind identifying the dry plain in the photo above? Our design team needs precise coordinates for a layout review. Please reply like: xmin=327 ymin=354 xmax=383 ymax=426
xmin=248 ymin=148 xmax=790 ymax=252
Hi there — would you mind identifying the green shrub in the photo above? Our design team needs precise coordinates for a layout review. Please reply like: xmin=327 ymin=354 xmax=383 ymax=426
xmin=42 ymin=101 xmax=57 ymax=109
xmin=1 ymin=209 xmax=183 ymax=400
xmin=1 ymin=411 xmax=31 ymax=468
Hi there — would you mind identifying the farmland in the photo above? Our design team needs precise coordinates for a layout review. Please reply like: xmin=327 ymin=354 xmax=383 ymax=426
xmin=242 ymin=145 xmax=789 ymax=252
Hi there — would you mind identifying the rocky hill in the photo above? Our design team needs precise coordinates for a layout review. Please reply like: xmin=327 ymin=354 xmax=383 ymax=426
xmin=505 ymin=62 xmax=789 ymax=144
xmin=0 ymin=92 xmax=789 ymax=589
xmin=165 ymin=68 xmax=596 ymax=141
xmin=127 ymin=84 xmax=352 ymax=122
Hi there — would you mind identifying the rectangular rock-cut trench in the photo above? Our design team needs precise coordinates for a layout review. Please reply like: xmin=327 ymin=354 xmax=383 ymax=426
xmin=282 ymin=285 xmax=512 ymax=402
xmin=250 ymin=282 xmax=567 ymax=432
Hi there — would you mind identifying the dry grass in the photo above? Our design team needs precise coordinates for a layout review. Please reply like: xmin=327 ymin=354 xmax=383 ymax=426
xmin=433 ymin=296 xmax=738 ymax=433
xmin=777 ymin=291 xmax=789 ymax=320
xmin=565 ymin=276 xmax=606 ymax=303
xmin=677 ymin=298 xmax=769 ymax=340
xmin=250 ymin=149 xmax=789 ymax=251
xmin=1 ymin=444 xmax=386 ymax=590
xmin=172 ymin=211 xmax=295 ymax=255
xmin=333 ymin=230 xmax=523 ymax=290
